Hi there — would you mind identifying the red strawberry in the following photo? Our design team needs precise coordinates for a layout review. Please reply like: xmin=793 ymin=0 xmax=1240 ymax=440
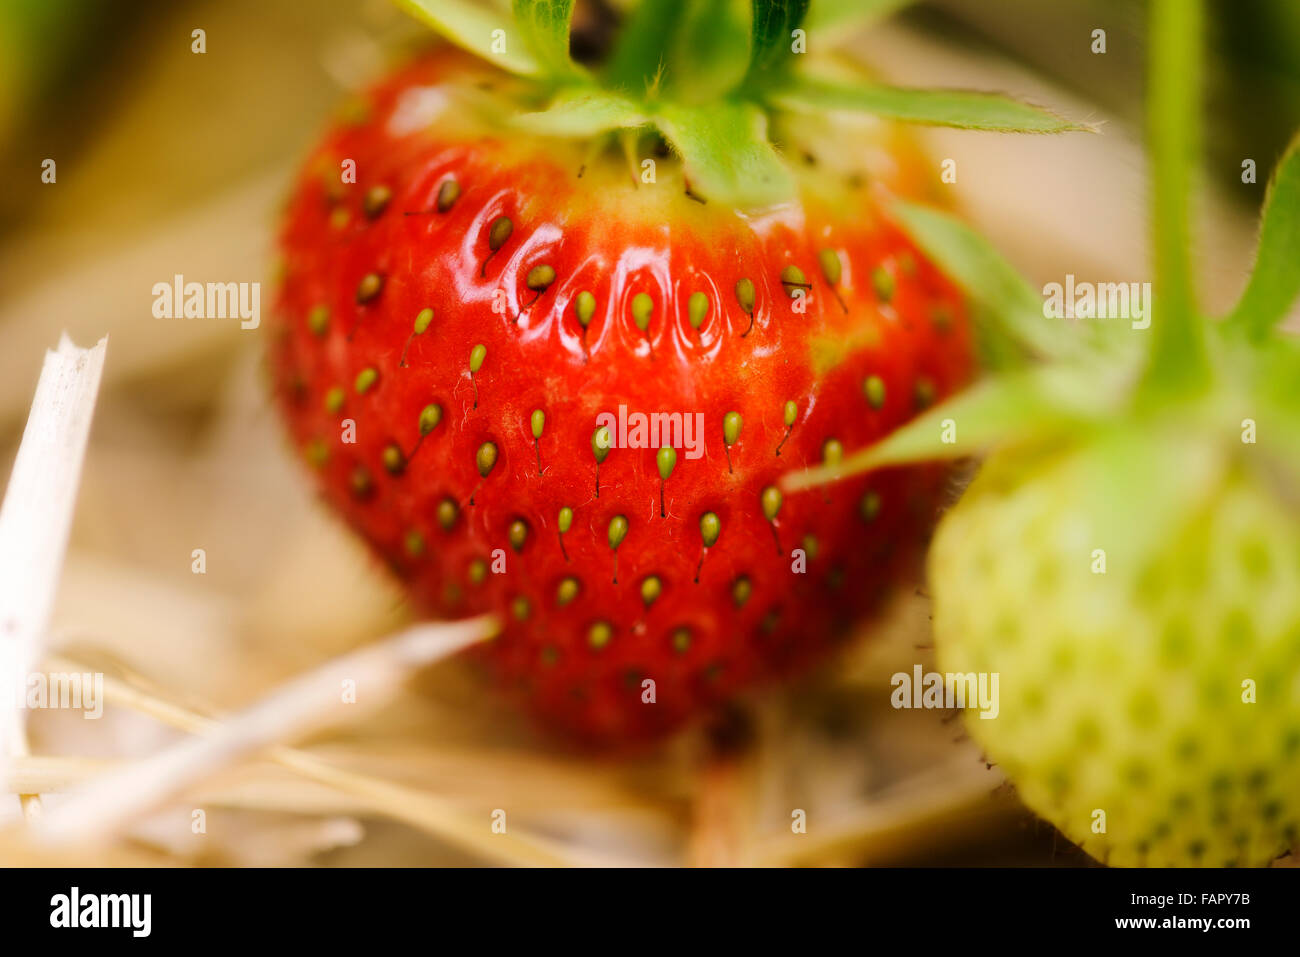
xmin=268 ymin=1 xmax=1077 ymax=744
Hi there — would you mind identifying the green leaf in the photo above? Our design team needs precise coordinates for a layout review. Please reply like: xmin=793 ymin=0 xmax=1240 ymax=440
xmin=668 ymin=0 xmax=752 ymax=102
xmin=890 ymin=199 xmax=1071 ymax=363
xmin=1140 ymin=0 xmax=1208 ymax=396
xmin=395 ymin=0 xmax=540 ymax=76
xmin=1225 ymin=130 xmax=1300 ymax=338
xmin=514 ymin=87 xmax=648 ymax=136
xmin=780 ymin=363 xmax=1117 ymax=491
xmin=773 ymin=76 xmax=1094 ymax=133
xmin=654 ymin=100 xmax=795 ymax=206
xmin=514 ymin=87 xmax=798 ymax=210
xmin=511 ymin=0 xmax=583 ymax=78
xmin=605 ymin=0 xmax=687 ymax=91
xmin=805 ymin=0 xmax=915 ymax=40
xmin=744 ymin=0 xmax=811 ymax=87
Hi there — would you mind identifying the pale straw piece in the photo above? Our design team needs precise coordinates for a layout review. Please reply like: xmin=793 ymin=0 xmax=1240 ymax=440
xmin=0 ymin=334 xmax=108 ymax=822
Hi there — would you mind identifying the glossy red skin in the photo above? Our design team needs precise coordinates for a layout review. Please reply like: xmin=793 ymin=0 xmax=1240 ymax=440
xmin=271 ymin=51 xmax=974 ymax=745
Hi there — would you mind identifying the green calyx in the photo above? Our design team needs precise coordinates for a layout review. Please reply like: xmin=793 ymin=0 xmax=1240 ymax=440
xmin=395 ymin=0 xmax=1087 ymax=208
xmin=782 ymin=0 xmax=1300 ymax=496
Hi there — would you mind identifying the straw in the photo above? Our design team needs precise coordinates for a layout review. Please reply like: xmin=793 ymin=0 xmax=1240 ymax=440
xmin=0 ymin=335 xmax=108 ymax=822
xmin=34 ymin=616 xmax=496 ymax=846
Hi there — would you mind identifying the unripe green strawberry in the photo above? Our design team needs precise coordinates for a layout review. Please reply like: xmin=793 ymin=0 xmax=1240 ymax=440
xmin=930 ymin=424 xmax=1300 ymax=866
xmin=787 ymin=0 xmax=1300 ymax=865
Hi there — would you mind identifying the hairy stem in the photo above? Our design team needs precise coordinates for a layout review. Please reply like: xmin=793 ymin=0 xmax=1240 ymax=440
xmin=1141 ymin=0 xmax=1207 ymax=398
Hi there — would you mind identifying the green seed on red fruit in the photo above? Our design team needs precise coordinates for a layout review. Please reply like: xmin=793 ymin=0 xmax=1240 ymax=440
xmin=382 ymin=443 xmax=405 ymax=474
xmin=723 ymin=411 xmax=742 ymax=471
xmin=657 ymin=446 xmax=676 ymax=517
xmin=436 ymin=179 xmax=459 ymax=212
xmin=723 ymin=411 xmax=742 ymax=446
xmin=468 ymin=557 xmax=488 ymax=584
xmin=488 ymin=216 xmax=512 ymax=252
xmin=700 ymin=512 xmax=720 ymax=548
xmin=469 ymin=344 xmax=487 ymax=408
xmin=735 ymin=277 xmax=756 ymax=333
xmin=308 ymin=304 xmax=330 ymax=336
xmin=418 ymin=404 xmax=442 ymax=435
xmin=761 ymin=486 xmax=782 ymax=520
xmin=355 ymin=367 xmax=378 ymax=394
xmin=557 ymin=507 xmax=573 ymax=534
xmin=476 ymin=442 xmax=498 ymax=477
xmin=363 ymin=185 xmax=391 ymax=219
xmin=530 ymin=409 xmax=545 ymax=439
xmin=508 ymin=519 xmax=528 ymax=552
xmin=527 ymin=265 xmax=556 ymax=292
xmin=436 ymin=498 xmax=458 ymax=531
xmin=657 ymin=446 xmax=676 ymax=481
xmin=588 ymin=621 xmax=613 ymax=650
xmin=872 ymin=267 xmax=895 ymax=303
xmin=732 ymin=576 xmax=752 ymax=607
xmin=608 ymin=515 xmax=628 ymax=550
xmin=631 ymin=292 xmax=654 ymax=331
xmin=735 ymin=278 xmax=755 ymax=314
xmin=864 ymin=375 xmax=886 ymax=409
xmin=574 ymin=290 xmax=596 ymax=327
xmin=401 ymin=307 xmax=435 ymax=366
xmin=762 ymin=486 xmax=784 ymax=554
xmin=324 ymin=387 xmax=345 ymax=414
xmin=641 ymin=575 xmax=662 ymax=606
xmin=780 ymin=264 xmax=808 ymax=298
xmin=592 ymin=426 xmax=611 ymax=463
xmin=688 ymin=291 xmax=709 ymax=328
xmin=356 ymin=272 xmax=384 ymax=304
xmin=556 ymin=577 xmax=580 ymax=606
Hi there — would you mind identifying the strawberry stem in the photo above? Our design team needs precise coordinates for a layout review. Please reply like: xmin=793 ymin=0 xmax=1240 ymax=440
xmin=400 ymin=1 xmax=1088 ymax=209
xmin=742 ymin=0 xmax=811 ymax=92
xmin=1140 ymin=0 xmax=1209 ymax=399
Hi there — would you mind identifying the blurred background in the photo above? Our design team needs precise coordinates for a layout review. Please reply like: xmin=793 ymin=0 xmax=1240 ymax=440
xmin=0 ymin=0 xmax=1295 ymax=866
